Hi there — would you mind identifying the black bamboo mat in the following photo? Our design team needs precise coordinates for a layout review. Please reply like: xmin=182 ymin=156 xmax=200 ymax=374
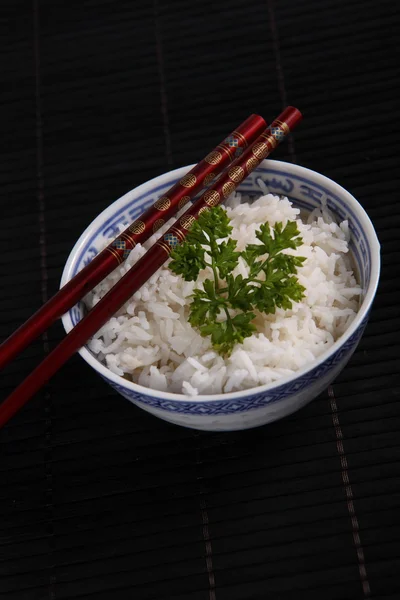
xmin=1 ymin=0 xmax=400 ymax=598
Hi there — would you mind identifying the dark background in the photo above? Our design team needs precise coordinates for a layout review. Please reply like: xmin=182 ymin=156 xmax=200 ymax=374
xmin=1 ymin=1 xmax=399 ymax=598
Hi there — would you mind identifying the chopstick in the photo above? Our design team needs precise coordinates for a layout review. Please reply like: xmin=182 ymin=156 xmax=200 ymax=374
xmin=0 ymin=107 xmax=302 ymax=428
xmin=0 ymin=114 xmax=266 ymax=370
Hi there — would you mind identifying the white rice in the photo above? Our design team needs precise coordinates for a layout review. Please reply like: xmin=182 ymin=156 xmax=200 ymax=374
xmin=84 ymin=188 xmax=362 ymax=396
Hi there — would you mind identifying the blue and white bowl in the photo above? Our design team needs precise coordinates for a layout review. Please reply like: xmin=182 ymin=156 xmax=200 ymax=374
xmin=61 ymin=160 xmax=380 ymax=431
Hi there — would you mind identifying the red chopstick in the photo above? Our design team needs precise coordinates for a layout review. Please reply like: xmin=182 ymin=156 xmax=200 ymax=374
xmin=0 ymin=107 xmax=302 ymax=428
xmin=0 ymin=114 xmax=266 ymax=370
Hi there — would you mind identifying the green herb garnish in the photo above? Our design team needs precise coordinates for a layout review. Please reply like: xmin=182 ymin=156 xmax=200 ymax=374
xmin=169 ymin=206 xmax=306 ymax=356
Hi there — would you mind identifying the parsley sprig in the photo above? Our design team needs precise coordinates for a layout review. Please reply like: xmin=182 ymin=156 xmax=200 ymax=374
xmin=169 ymin=207 xmax=306 ymax=356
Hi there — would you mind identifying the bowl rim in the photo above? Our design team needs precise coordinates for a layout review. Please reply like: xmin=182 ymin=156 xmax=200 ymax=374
xmin=61 ymin=159 xmax=381 ymax=402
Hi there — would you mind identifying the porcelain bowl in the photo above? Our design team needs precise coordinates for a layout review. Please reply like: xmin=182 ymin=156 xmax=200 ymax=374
xmin=61 ymin=160 xmax=380 ymax=431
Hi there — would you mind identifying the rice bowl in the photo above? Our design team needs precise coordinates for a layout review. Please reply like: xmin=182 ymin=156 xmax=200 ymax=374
xmin=61 ymin=161 xmax=380 ymax=431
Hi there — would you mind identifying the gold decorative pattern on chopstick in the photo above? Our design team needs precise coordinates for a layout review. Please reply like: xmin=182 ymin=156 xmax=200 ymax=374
xmin=274 ymin=119 xmax=290 ymax=134
xmin=261 ymin=121 xmax=289 ymax=145
xmin=158 ymin=229 xmax=185 ymax=254
xmin=105 ymin=246 xmax=123 ymax=264
xmin=228 ymin=166 xmax=244 ymax=182
xmin=157 ymin=241 xmax=172 ymax=256
xmin=252 ymin=141 xmax=272 ymax=158
xmin=119 ymin=232 xmax=136 ymax=245
xmin=129 ymin=220 xmax=146 ymax=235
xmin=216 ymin=144 xmax=235 ymax=163
xmin=204 ymin=190 xmax=221 ymax=207
xmin=232 ymin=130 xmax=247 ymax=147
xmin=198 ymin=206 xmax=210 ymax=216
xmin=154 ymin=196 xmax=171 ymax=211
xmin=205 ymin=150 xmax=222 ymax=165
xmin=222 ymin=181 xmax=235 ymax=198
xmin=180 ymin=173 xmax=197 ymax=188
xmin=179 ymin=215 xmax=196 ymax=230
xmin=170 ymin=227 xmax=186 ymax=242
xmin=246 ymin=156 xmax=259 ymax=172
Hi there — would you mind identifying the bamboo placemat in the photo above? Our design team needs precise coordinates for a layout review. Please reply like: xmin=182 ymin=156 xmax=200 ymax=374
xmin=1 ymin=0 xmax=399 ymax=598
